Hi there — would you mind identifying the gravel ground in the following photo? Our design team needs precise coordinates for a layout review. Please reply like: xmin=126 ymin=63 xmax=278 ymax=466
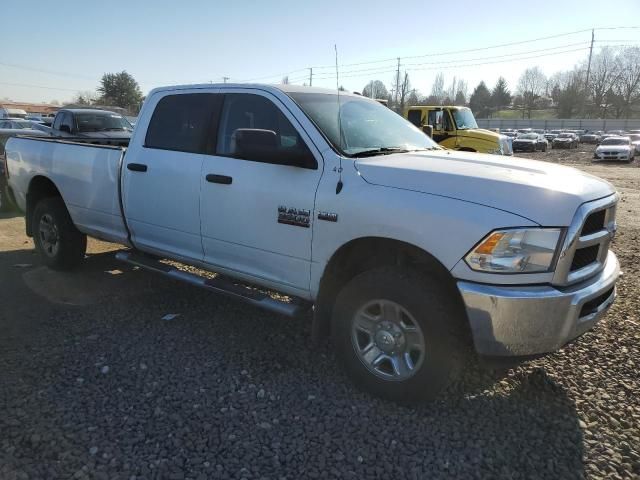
xmin=0 ymin=146 xmax=638 ymax=479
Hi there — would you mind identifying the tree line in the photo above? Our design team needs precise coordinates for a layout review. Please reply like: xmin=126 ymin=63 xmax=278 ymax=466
xmin=360 ymin=46 xmax=640 ymax=119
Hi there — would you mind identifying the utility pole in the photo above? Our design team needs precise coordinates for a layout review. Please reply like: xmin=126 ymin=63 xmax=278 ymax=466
xmin=585 ymin=29 xmax=595 ymax=90
xmin=395 ymin=57 xmax=401 ymax=107
xmin=308 ymin=68 xmax=313 ymax=86
xmin=223 ymin=76 xmax=230 ymax=83
xmin=583 ymin=29 xmax=595 ymax=114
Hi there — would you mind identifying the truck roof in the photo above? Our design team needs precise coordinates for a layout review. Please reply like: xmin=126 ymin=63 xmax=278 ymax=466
xmin=147 ymin=83 xmax=364 ymax=99
xmin=57 ymin=108 xmax=124 ymax=115
xmin=408 ymin=105 xmax=467 ymax=110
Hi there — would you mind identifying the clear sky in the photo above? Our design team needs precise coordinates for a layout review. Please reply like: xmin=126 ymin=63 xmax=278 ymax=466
xmin=2 ymin=0 xmax=639 ymax=104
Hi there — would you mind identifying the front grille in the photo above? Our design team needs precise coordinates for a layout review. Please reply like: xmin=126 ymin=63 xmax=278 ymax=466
xmin=582 ymin=210 xmax=606 ymax=235
xmin=571 ymin=245 xmax=600 ymax=271
xmin=553 ymin=195 xmax=617 ymax=286
xmin=580 ymin=287 xmax=614 ymax=318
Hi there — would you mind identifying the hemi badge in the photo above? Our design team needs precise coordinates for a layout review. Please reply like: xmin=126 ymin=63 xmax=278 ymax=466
xmin=318 ymin=212 xmax=338 ymax=222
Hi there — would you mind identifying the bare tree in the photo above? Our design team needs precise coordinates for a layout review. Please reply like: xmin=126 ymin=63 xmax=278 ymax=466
xmin=614 ymin=47 xmax=640 ymax=118
xmin=72 ymin=90 xmax=98 ymax=106
xmin=430 ymin=73 xmax=445 ymax=105
xmin=398 ymin=72 xmax=411 ymax=112
xmin=588 ymin=47 xmax=620 ymax=117
xmin=516 ymin=67 xmax=547 ymax=118
xmin=281 ymin=76 xmax=290 ymax=85
xmin=362 ymin=80 xmax=389 ymax=99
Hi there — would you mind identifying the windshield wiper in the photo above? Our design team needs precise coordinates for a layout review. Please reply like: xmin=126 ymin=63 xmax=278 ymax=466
xmin=351 ymin=147 xmax=410 ymax=157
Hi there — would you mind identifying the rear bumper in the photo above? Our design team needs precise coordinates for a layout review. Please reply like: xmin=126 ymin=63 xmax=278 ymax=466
xmin=457 ymin=250 xmax=620 ymax=356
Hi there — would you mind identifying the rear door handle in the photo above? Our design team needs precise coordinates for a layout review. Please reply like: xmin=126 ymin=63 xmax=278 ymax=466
xmin=127 ymin=163 xmax=148 ymax=172
xmin=206 ymin=174 xmax=232 ymax=185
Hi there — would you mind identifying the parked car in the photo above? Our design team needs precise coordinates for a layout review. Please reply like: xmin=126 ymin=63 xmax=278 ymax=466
xmin=580 ymin=131 xmax=601 ymax=144
xmin=0 ymin=107 xmax=28 ymax=119
xmin=532 ymin=129 xmax=545 ymax=135
xmin=5 ymin=83 xmax=620 ymax=401
xmin=594 ymin=136 xmax=635 ymax=162
xmin=49 ymin=109 xmax=132 ymax=146
xmin=552 ymin=132 xmax=579 ymax=149
xmin=500 ymin=128 xmax=518 ymax=138
xmin=0 ymin=119 xmax=38 ymax=130
xmin=627 ymin=134 xmax=640 ymax=154
xmin=544 ymin=130 xmax=562 ymax=142
xmin=512 ymin=133 xmax=548 ymax=152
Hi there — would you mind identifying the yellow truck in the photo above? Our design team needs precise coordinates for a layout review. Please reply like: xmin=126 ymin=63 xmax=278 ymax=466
xmin=405 ymin=106 xmax=512 ymax=155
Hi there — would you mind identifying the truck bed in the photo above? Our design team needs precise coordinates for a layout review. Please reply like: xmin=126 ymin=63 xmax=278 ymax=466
xmin=5 ymin=136 xmax=130 ymax=245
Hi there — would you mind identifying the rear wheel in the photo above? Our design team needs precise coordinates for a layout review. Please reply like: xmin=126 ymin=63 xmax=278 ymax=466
xmin=33 ymin=197 xmax=86 ymax=271
xmin=331 ymin=267 xmax=465 ymax=401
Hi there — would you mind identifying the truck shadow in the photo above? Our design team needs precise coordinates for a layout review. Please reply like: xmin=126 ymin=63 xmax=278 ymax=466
xmin=0 ymin=248 xmax=585 ymax=478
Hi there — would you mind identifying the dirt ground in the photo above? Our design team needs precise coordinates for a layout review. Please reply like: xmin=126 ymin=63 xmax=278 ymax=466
xmin=0 ymin=146 xmax=638 ymax=479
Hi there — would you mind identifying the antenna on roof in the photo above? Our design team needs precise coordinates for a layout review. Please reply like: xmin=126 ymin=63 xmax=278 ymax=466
xmin=335 ymin=44 xmax=343 ymax=195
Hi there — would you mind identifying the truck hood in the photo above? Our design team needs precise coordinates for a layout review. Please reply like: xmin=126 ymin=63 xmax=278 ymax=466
xmin=354 ymin=150 xmax=615 ymax=225
xmin=78 ymin=130 xmax=132 ymax=138
xmin=457 ymin=128 xmax=501 ymax=142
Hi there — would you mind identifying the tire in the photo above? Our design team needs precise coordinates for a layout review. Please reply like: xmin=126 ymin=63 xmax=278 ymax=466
xmin=543 ymin=144 xmax=547 ymax=152
xmin=32 ymin=197 xmax=86 ymax=271
xmin=331 ymin=267 xmax=465 ymax=401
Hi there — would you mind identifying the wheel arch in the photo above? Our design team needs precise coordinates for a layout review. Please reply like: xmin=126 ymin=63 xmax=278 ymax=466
xmin=313 ymin=236 xmax=470 ymax=343
xmin=26 ymin=175 xmax=63 ymax=237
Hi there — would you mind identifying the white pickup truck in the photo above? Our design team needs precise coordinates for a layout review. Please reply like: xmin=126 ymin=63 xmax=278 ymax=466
xmin=4 ymin=84 xmax=620 ymax=400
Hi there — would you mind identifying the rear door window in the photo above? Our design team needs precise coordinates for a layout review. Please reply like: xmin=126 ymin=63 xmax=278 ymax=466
xmin=145 ymin=93 xmax=222 ymax=154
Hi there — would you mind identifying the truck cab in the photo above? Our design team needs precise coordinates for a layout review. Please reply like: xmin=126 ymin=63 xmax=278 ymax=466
xmin=405 ymin=106 xmax=512 ymax=155
xmin=50 ymin=109 xmax=133 ymax=145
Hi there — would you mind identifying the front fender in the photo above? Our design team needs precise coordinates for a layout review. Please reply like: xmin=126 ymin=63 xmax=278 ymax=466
xmin=310 ymin=173 xmax=537 ymax=298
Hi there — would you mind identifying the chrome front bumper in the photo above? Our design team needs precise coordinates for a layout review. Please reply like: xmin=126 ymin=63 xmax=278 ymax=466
xmin=457 ymin=250 xmax=620 ymax=356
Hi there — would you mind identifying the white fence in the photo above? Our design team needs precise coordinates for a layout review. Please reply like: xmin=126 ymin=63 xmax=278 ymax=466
xmin=477 ymin=118 xmax=640 ymax=131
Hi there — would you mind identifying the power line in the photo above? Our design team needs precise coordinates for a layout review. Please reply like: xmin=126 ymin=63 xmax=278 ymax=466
xmin=311 ymin=46 xmax=594 ymax=81
xmin=308 ymin=41 xmax=638 ymax=82
xmin=311 ymin=26 xmax=640 ymax=70
xmin=0 ymin=81 xmax=81 ymax=92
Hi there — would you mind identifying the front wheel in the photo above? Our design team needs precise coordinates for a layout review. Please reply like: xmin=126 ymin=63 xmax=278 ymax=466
xmin=33 ymin=197 xmax=87 ymax=270
xmin=331 ymin=267 xmax=465 ymax=401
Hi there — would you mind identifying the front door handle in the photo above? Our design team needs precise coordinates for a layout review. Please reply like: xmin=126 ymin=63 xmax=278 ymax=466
xmin=127 ymin=163 xmax=148 ymax=172
xmin=206 ymin=174 xmax=232 ymax=185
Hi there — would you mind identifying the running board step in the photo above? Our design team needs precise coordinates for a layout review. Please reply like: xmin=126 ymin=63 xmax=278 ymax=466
xmin=115 ymin=251 xmax=310 ymax=318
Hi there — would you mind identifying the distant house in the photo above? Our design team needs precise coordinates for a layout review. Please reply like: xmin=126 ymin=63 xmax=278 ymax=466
xmin=0 ymin=101 xmax=59 ymax=115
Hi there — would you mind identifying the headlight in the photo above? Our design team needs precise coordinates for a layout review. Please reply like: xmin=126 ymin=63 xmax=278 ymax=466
xmin=465 ymin=228 xmax=563 ymax=273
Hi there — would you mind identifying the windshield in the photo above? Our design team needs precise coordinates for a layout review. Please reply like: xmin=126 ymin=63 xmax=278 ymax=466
xmin=288 ymin=92 xmax=439 ymax=156
xmin=451 ymin=108 xmax=478 ymax=130
xmin=558 ymin=133 xmax=573 ymax=138
xmin=601 ymin=138 xmax=629 ymax=145
xmin=76 ymin=113 xmax=132 ymax=133
xmin=14 ymin=120 xmax=33 ymax=129
xmin=628 ymin=134 xmax=640 ymax=141
xmin=518 ymin=133 xmax=538 ymax=139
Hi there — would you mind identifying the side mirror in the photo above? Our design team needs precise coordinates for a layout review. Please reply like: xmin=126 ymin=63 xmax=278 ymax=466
xmin=59 ymin=125 xmax=71 ymax=134
xmin=422 ymin=125 xmax=433 ymax=138
xmin=232 ymin=128 xmax=317 ymax=169
xmin=232 ymin=128 xmax=277 ymax=158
